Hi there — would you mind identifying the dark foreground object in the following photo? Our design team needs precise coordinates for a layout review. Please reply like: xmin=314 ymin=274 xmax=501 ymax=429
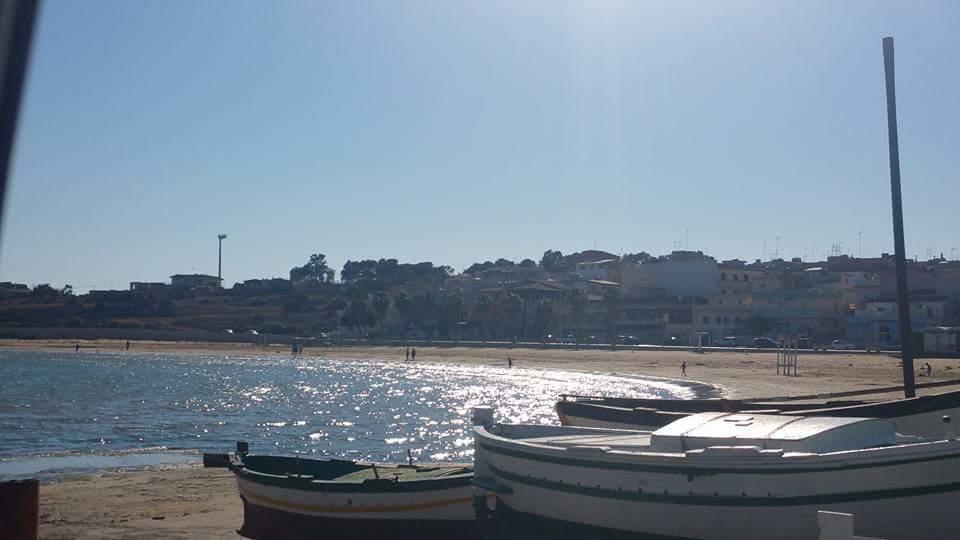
xmin=477 ymin=498 xmax=691 ymax=540
xmin=239 ymin=495 xmax=477 ymax=540
xmin=0 ymin=479 xmax=38 ymax=540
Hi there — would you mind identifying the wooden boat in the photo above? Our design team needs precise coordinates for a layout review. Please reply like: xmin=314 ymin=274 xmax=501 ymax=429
xmin=556 ymin=389 xmax=960 ymax=438
xmin=229 ymin=443 xmax=477 ymax=539
xmin=473 ymin=408 xmax=960 ymax=540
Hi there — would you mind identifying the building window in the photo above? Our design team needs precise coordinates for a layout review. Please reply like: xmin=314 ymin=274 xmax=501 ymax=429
xmin=721 ymin=289 xmax=726 ymax=295
xmin=723 ymin=316 xmax=729 ymax=324
xmin=721 ymin=273 xmax=726 ymax=281
xmin=702 ymin=316 xmax=709 ymax=324
xmin=744 ymin=274 xmax=749 ymax=282
xmin=715 ymin=316 xmax=721 ymax=324
xmin=718 ymin=299 xmax=723 ymax=305
xmin=733 ymin=274 xmax=739 ymax=282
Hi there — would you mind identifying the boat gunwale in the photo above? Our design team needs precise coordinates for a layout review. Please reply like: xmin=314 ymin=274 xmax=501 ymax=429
xmin=474 ymin=424 xmax=960 ymax=475
xmin=231 ymin=456 xmax=474 ymax=493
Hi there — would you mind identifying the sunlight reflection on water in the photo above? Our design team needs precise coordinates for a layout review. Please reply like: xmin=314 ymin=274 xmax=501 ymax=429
xmin=0 ymin=351 xmax=694 ymax=466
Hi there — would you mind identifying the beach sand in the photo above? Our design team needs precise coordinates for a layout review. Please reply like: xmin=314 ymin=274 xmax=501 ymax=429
xmin=39 ymin=468 xmax=239 ymax=539
xmin=6 ymin=337 xmax=960 ymax=399
xmin=10 ymin=338 xmax=960 ymax=538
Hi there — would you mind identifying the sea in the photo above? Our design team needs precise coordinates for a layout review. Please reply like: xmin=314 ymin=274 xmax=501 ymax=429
xmin=0 ymin=349 xmax=693 ymax=478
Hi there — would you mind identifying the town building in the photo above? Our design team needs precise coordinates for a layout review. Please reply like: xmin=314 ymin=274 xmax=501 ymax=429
xmin=170 ymin=274 xmax=222 ymax=289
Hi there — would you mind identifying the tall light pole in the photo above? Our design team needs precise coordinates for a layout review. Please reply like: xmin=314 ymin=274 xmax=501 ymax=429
xmin=217 ymin=234 xmax=227 ymax=285
xmin=882 ymin=37 xmax=915 ymax=398
xmin=858 ymin=232 xmax=864 ymax=258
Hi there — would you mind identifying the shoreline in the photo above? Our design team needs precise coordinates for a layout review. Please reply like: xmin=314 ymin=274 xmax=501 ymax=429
xmin=5 ymin=337 xmax=960 ymax=400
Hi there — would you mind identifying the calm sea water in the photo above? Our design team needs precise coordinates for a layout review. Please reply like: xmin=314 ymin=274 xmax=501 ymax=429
xmin=0 ymin=350 xmax=692 ymax=477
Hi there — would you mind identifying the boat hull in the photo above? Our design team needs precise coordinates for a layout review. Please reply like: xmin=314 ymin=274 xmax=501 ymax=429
xmin=234 ymin=468 xmax=476 ymax=539
xmin=239 ymin=493 xmax=476 ymax=540
xmin=557 ymin=392 xmax=960 ymax=438
xmin=475 ymin=427 xmax=960 ymax=540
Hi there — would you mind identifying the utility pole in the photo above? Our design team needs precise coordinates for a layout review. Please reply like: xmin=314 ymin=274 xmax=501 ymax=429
xmin=685 ymin=228 xmax=690 ymax=250
xmin=882 ymin=37 xmax=915 ymax=398
xmin=217 ymin=233 xmax=227 ymax=284
xmin=858 ymin=232 xmax=864 ymax=258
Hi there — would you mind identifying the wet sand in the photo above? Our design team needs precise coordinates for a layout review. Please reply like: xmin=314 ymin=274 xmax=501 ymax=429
xmin=11 ymin=338 xmax=960 ymax=538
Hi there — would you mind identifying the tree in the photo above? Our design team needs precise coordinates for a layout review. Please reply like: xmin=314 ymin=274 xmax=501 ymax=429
xmin=504 ymin=293 xmax=524 ymax=339
xmin=342 ymin=298 xmax=371 ymax=333
xmin=602 ymin=287 xmax=622 ymax=341
xmin=290 ymin=253 xmax=335 ymax=283
xmin=372 ymin=290 xmax=391 ymax=336
xmin=465 ymin=261 xmax=494 ymax=274
xmin=474 ymin=293 xmax=493 ymax=339
xmin=539 ymin=250 xmax=565 ymax=272
xmin=568 ymin=288 xmax=587 ymax=339
xmin=622 ymin=252 xmax=654 ymax=265
xmin=532 ymin=299 xmax=554 ymax=339
xmin=494 ymin=258 xmax=515 ymax=267
xmin=437 ymin=290 xmax=464 ymax=338
xmin=60 ymin=284 xmax=74 ymax=296
xmin=341 ymin=260 xmax=378 ymax=283
xmin=393 ymin=291 xmax=412 ymax=332
xmin=518 ymin=259 xmax=537 ymax=268
xmin=31 ymin=284 xmax=59 ymax=297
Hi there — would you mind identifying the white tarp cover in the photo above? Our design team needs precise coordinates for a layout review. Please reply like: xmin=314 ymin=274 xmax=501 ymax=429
xmin=650 ymin=412 xmax=895 ymax=453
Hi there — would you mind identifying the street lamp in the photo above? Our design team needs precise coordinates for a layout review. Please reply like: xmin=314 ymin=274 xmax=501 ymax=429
xmin=217 ymin=234 xmax=227 ymax=284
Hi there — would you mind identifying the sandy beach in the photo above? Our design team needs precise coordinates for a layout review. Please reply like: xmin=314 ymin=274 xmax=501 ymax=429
xmin=6 ymin=337 xmax=960 ymax=399
xmin=10 ymin=338 xmax=960 ymax=538
xmin=39 ymin=468 xmax=239 ymax=539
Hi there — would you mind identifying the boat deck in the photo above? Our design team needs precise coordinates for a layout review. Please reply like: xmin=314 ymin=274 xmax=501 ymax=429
xmin=520 ymin=433 xmax=652 ymax=450
xmin=332 ymin=465 xmax=471 ymax=482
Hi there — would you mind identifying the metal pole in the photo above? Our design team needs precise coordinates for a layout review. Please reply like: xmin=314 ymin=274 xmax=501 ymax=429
xmin=217 ymin=233 xmax=227 ymax=284
xmin=0 ymin=0 xmax=40 ymax=253
xmin=882 ymin=37 xmax=916 ymax=398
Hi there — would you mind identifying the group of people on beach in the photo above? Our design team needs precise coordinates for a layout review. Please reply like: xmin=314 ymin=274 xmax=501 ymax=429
xmin=291 ymin=343 xmax=304 ymax=357
xmin=405 ymin=347 xmax=417 ymax=361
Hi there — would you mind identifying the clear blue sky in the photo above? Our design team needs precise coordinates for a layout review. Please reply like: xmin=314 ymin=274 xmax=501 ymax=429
xmin=2 ymin=1 xmax=958 ymax=291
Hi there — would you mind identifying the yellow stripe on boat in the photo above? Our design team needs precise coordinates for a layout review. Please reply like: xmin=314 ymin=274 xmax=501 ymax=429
xmin=243 ymin=490 xmax=481 ymax=514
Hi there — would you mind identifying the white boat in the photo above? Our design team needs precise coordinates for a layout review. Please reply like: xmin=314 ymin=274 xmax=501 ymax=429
xmin=472 ymin=408 xmax=960 ymax=540
xmin=555 ymin=389 xmax=960 ymax=438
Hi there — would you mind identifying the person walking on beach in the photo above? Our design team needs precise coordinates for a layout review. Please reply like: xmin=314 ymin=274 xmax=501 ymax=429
xmin=411 ymin=348 xmax=417 ymax=361
xmin=508 ymin=357 xmax=513 ymax=369
xmin=125 ymin=340 xmax=130 ymax=351
xmin=925 ymin=362 xmax=933 ymax=377
xmin=405 ymin=347 xmax=410 ymax=361
xmin=75 ymin=343 xmax=79 ymax=353
xmin=681 ymin=361 xmax=687 ymax=377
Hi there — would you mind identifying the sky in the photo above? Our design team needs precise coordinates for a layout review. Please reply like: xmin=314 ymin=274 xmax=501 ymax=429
xmin=1 ymin=0 xmax=958 ymax=291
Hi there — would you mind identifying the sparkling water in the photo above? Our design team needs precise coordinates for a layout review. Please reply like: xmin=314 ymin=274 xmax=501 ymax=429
xmin=0 ymin=350 xmax=692 ymax=477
